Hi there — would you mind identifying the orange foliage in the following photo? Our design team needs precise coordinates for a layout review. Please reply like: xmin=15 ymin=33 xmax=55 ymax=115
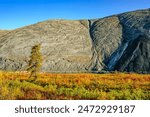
xmin=0 ymin=71 xmax=150 ymax=100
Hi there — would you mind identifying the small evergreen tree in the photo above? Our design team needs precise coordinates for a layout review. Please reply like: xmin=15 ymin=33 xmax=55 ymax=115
xmin=27 ymin=44 xmax=43 ymax=81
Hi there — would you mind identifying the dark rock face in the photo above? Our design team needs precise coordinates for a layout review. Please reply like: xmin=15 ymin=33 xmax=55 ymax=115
xmin=114 ymin=35 xmax=150 ymax=73
xmin=88 ymin=16 xmax=123 ymax=72
xmin=0 ymin=8 xmax=150 ymax=73
xmin=88 ymin=9 xmax=150 ymax=73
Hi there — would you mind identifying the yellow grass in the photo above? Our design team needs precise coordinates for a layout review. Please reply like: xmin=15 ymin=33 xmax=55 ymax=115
xmin=0 ymin=71 xmax=150 ymax=100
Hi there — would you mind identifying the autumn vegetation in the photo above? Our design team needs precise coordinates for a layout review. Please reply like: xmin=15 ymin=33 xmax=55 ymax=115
xmin=0 ymin=71 xmax=149 ymax=100
xmin=27 ymin=44 xmax=43 ymax=81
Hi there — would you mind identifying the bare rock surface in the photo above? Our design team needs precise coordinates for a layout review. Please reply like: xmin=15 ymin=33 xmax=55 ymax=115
xmin=114 ymin=35 xmax=150 ymax=73
xmin=0 ymin=8 xmax=150 ymax=73
xmin=0 ymin=20 xmax=92 ymax=72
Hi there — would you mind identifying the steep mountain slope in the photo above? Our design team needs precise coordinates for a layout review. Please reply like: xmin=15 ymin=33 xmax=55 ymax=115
xmin=89 ymin=8 xmax=150 ymax=73
xmin=0 ymin=20 xmax=92 ymax=72
xmin=89 ymin=16 xmax=123 ymax=71
xmin=0 ymin=8 xmax=150 ymax=73
xmin=114 ymin=35 xmax=150 ymax=73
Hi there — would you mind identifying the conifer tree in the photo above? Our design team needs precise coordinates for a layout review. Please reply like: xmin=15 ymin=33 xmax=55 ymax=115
xmin=27 ymin=44 xmax=43 ymax=81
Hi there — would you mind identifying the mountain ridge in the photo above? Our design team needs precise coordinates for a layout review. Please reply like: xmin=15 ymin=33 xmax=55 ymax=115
xmin=0 ymin=8 xmax=150 ymax=73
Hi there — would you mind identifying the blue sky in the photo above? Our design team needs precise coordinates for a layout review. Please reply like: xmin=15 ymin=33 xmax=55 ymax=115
xmin=0 ymin=0 xmax=150 ymax=30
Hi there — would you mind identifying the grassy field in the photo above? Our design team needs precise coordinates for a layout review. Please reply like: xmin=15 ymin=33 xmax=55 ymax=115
xmin=0 ymin=71 xmax=150 ymax=100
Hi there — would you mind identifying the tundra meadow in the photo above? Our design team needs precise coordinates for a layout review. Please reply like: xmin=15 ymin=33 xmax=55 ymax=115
xmin=0 ymin=71 xmax=149 ymax=100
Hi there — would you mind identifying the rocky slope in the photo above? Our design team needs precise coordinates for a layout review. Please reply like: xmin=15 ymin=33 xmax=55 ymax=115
xmin=0 ymin=8 xmax=150 ymax=73
xmin=0 ymin=20 xmax=92 ymax=72
xmin=114 ymin=35 xmax=150 ymax=73
xmin=0 ymin=30 xmax=10 ymax=37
